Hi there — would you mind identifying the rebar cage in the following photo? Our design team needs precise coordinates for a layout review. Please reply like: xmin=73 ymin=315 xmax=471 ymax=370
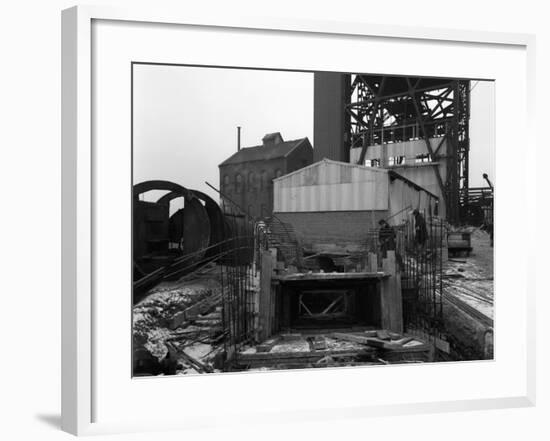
xmin=397 ymin=212 xmax=445 ymax=340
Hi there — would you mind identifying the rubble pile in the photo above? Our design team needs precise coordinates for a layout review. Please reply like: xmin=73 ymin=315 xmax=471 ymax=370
xmin=132 ymin=272 xmax=225 ymax=376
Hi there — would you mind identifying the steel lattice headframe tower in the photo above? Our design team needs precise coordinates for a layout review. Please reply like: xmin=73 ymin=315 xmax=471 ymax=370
xmin=343 ymin=74 xmax=470 ymax=224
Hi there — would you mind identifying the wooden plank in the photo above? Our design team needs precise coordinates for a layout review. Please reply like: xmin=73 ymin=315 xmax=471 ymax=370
xmin=309 ymin=336 xmax=327 ymax=351
xmin=368 ymin=252 xmax=378 ymax=272
xmin=259 ymin=250 xmax=274 ymax=341
xmin=257 ymin=337 xmax=279 ymax=353
xmin=299 ymin=297 xmax=313 ymax=316
xmin=166 ymin=342 xmax=214 ymax=373
xmin=321 ymin=295 xmax=344 ymax=314
xmin=394 ymin=336 xmax=414 ymax=346
xmin=237 ymin=347 xmax=376 ymax=362
xmin=435 ymin=337 xmax=451 ymax=354
xmin=383 ymin=344 xmax=431 ymax=354
xmin=169 ymin=293 xmax=222 ymax=330
xmin=331 ymin=332 xmax=427 ymax=352
xmin=269 ymin=247 xmax=278 ymax=264
xmin=269 ymin=281 xmax=276 ymax=336
xmin=381 ymin=251 xmax=403 ymax=333
xmin=277 ymin=271 xmax=388 ymax=282
xmin=280 ymin=333 xmax=302 ymax=341
xmin=331 ymin=332 xmax=395 ymax=349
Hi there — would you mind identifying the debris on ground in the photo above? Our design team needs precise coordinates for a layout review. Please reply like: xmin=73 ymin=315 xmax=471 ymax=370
xmin=442 ymin=228 xmax=493 ymax=319
xmin=440 ymin=228 xmax=494 ymax=359
xmin=132 ymin=268 xmax=225 ymax=375
xmin=234 ymin=329 xmax=431 ymax=370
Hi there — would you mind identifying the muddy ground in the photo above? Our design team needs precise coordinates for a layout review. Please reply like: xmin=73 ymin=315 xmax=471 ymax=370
xmin=441 ymin=228 xmax=494 ymax=359
xmin=132 ymin=228 xmax=495 ymax=375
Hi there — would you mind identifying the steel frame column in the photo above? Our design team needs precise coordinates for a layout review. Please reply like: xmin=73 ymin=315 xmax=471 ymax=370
xmin=344 ymin=74 xmax=470 ymax=224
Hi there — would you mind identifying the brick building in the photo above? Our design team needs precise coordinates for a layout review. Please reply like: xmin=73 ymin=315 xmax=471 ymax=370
xmin=219 ymin=132 xmax=313 ymax=219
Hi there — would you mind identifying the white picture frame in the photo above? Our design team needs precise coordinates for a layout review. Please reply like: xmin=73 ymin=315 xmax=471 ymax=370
xmin=62 ymin=5 xmax=536 ymax=436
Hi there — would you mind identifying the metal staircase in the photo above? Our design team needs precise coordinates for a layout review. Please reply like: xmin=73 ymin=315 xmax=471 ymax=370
xmin=264 ymin=217 xmax=304 ymax=270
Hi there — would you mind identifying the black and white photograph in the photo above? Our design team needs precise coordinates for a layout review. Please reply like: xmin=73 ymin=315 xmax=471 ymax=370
xmin=132 ymin=64 xmax=495 ymax=376
xmin=2 ymin=0 xmax=546 ymax=437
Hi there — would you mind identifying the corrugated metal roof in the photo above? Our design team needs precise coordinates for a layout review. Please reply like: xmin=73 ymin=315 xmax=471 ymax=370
xmin=273 ymin=159 xmax=388 ymax=183
xmin=272 ymin=158 xmax=437 ymax=216
xmin=219 ymin=137 xmax=310 ymax=166
xmin=273 ymin=159 xmax=390 ymax=212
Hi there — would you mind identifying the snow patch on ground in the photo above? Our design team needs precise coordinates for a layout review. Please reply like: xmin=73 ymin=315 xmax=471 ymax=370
xmin=132 ymin=274 xmax=223 ymax=375
xmin=271 ymin=341 xmax=311 ymax=353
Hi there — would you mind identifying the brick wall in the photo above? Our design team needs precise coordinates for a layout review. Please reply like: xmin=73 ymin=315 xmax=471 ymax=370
xmin=219 ymin=142 xmax=313 ymax=220
xmin=220 ymin=158 xmax=284 ymax=219
xmin=275 ymin=210 xmax=388 ymax=253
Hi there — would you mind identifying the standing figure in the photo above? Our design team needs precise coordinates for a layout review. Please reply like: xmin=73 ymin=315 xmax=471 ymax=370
xmin=412 ymin=209 xmax=428 ymax=252
xmin=378 ymin=219 xmax=396 ymax=258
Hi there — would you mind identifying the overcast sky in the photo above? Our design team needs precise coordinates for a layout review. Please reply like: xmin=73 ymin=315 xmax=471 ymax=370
xmin=133 ymin=64 xmax=494 ymax=201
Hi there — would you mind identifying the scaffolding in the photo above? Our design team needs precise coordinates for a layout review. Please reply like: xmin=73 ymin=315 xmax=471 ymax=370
xmin=344 ymin=74 xmax=470 ymax=224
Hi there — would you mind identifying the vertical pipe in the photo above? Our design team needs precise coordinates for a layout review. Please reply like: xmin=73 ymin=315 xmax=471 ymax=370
xmin=237 ymin=126 xmax=241 ymax=151
xmin=380 ymin=106 xmax=384 ymax=146
xmin=440 ymin=218 xmax=443 ymax=318
xmin=220 ymin=257 xmax=226 ymax=360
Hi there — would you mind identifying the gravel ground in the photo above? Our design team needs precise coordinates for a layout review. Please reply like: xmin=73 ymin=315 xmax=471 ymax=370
xmin=443 ymin=228 xmax=494 ymax=318
xmin=441 ymin=228 xmax=494 ymax=359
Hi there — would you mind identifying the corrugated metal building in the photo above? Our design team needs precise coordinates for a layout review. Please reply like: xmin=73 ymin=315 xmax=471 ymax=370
xmin=273 ymin=159 xmax=437 ymax=253
xmin=350 ymin=137 xmax=448 ymax=219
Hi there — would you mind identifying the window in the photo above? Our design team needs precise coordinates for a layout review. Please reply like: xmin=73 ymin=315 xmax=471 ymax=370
xmin=222 ymin=175 xmax=230 ymax=192
xmin=415 ymin=154 xmax=433 ymax=164
xmin=260 ymin=170 xmax=268 ymax=191
xmin=235 ymin=173 xmax=244 ymax=193
xmin=365 ymin=159 xmax=380 ymax=167
xmin=388 ymin=156 xmax=405 ymax=166
xmin=248 ymin=171 xmax=256 ymax=192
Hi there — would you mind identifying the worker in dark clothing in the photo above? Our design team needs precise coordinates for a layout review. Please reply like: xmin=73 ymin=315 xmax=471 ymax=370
xmin=378 ymin=219 xmax=396 ymax=258
xmin=412 ymin=209 xmax=428 ymax=252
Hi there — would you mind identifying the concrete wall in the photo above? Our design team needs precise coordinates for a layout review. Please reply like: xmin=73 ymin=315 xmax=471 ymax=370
xmin=313 ymin=72 xmax=348 ymax=162
xmin=275 ymin=210 xmax=388 ymax=253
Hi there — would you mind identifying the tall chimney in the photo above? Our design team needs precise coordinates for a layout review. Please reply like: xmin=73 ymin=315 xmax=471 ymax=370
xmin=237 ymin=126 xmax=241 ymax=151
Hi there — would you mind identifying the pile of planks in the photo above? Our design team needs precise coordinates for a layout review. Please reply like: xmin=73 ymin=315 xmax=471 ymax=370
xmin=169 ymin=291 xmax=223 ymax=330
xmin=331 ymin=330 xmax=432 ymax=363
xmin=234 ymin=328 xmax=434 ymax=370
xmin=165 ymin=342 xmax=215 ymax=374
xmin=235 ymin=346 xmax=378 ymax=369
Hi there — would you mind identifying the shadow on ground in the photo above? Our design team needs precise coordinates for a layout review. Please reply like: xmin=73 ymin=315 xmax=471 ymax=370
xmin=35 ymin=413 xmax=61 ymax=429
